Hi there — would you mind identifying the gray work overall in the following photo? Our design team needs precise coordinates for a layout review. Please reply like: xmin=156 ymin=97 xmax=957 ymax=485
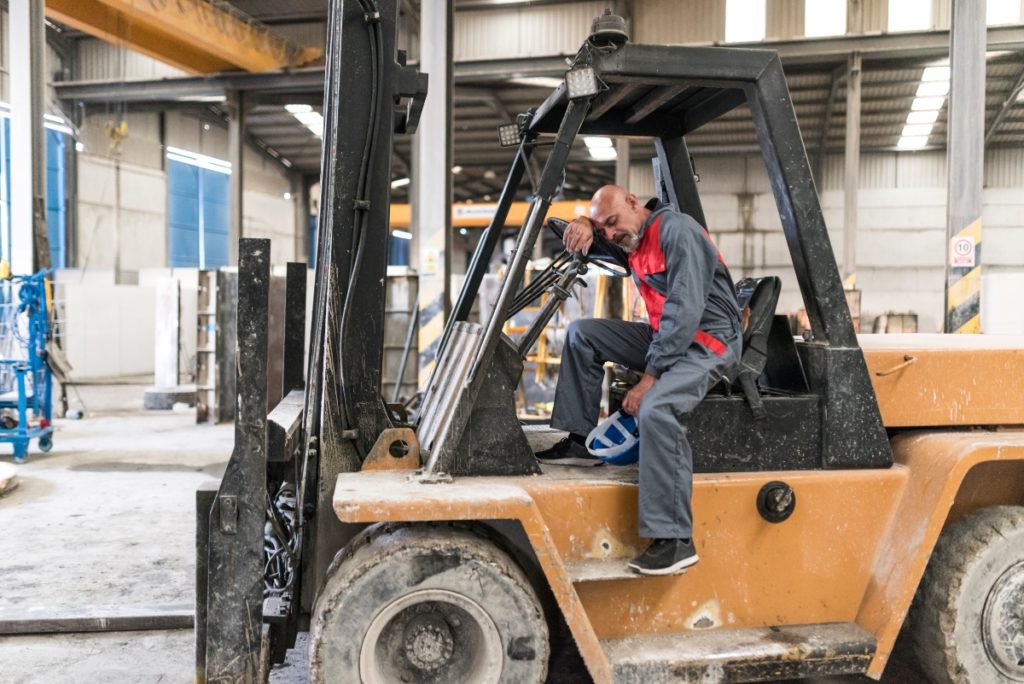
xmin=550 ymin=206 xmax=742 ymax=540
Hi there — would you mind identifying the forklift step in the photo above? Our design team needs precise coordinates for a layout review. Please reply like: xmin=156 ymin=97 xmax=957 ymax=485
xmin=601 ymin=622 xmax=875 ymax=683
xmin=566 ymin=558 xmax=637 ymax=583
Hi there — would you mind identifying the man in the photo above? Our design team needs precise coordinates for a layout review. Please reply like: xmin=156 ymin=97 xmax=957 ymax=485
xmin=535 ymin=185 xmax=742 ymax=576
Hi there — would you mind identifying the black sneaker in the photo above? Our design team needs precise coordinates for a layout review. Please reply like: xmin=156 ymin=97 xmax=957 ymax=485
xmin=535 ymin=437 xmax=604 ymax=467
xmin=628 ymin=538 xmax=699 ymax=576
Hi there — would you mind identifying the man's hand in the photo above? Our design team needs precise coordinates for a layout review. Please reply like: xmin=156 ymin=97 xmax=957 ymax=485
xmin=563 ymin=217 xmax=595 ymax=256
xmin=622 ymin=373 xmax=656 ymax=417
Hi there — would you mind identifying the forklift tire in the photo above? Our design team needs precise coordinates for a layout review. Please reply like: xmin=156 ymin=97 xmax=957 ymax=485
xmin=309 ymin=523 xmax=549 ymax=684
xmin=910 ymin=505 xmax=1024 ymax=684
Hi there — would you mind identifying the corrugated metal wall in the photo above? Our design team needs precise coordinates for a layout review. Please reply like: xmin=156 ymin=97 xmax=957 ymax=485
xmin=986 ymin=147 xmax=1024 ymax=187
xmin=633 ymin=0 xmax=726 ymax=44
xmin=77 ymin=39 xmax=186 ymax=82
xmin=627 ymin=146 xmax=1024 ymax=332
xmin=454 ymin=1 xmax=604 ymax=61
xmin=766 ymin=0 xmax=803 ymax=40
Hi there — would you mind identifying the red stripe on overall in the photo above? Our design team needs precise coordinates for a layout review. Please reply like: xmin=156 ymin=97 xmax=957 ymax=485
xmin=627 ymin=214 xmax=727 ymax=357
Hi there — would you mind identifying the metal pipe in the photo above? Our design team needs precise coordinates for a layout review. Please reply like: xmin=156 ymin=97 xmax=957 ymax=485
xmin=423 ymin=324 xmax=482 ymax=472
xmin=417 ymin=323 xmax=472 ymax=450
xmin=517 ymin=263 xmax=585 ymax=357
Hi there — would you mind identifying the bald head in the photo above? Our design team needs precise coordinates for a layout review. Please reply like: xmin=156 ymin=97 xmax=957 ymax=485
xmin=588 ymin=184 xmax=650 ymax=253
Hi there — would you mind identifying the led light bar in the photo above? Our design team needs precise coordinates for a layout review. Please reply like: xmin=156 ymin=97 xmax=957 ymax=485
xmin=565 ymin=67 xmax=599 ymax=99
xmin=497 ymin=123 xmax=520 ymax=147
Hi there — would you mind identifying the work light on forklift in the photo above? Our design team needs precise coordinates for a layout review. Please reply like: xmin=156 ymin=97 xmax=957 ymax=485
xmin=565 ymin=66 xmax=600 ymax=99
xmin=497 ymin=122 xmax=521 ymax=147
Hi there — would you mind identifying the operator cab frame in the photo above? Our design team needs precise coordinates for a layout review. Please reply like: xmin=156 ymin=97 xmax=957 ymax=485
xmin=424 ymin=34 xmax=892 ymax=476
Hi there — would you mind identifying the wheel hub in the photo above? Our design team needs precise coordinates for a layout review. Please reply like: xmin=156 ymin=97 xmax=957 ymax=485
xmin=359 ymin=588 xmax=503 ymax=684
xmin=982 ymin=560 xmax=1024 ymax=681
xmin=404 ymin=616 xmax=455 ymax=671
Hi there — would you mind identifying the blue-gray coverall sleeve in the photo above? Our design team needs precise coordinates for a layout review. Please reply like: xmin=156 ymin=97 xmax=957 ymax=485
xmin=644 ymin=214 xmax=719 ymax=378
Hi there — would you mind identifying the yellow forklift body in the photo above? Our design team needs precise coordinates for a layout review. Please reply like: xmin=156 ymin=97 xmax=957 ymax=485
xmin=862 ymin=334 xmax=1024 ymax=427
xmin=333 ymin=431 xmax=1024 ymax=682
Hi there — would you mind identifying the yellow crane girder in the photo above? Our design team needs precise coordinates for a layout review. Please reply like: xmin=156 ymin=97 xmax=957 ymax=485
xmin=47 ymin=0 xmax=322 ymax=74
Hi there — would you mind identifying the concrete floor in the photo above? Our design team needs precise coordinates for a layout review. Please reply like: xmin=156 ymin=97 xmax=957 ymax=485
xmin=0 ymin=385 xmax=922 ymax=683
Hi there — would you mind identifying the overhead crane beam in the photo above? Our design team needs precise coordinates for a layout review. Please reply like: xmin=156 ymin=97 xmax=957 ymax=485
xmin=46 ymin=0 xmax=321 ymax=74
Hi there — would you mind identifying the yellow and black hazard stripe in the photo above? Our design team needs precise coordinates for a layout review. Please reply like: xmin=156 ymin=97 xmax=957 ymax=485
xmin=946 ymin=218 xmax=981 ymax=334
xmin=417 ymin=292 xmax=445 ymax=383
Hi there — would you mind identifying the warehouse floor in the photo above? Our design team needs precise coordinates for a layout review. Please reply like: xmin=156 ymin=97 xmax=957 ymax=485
xmin=0 ymin=385 xmax=921 ymax=683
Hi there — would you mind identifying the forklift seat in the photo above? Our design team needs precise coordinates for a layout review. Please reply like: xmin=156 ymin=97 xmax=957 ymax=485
xmin=729 ymin=276 xmax=782 ymax=420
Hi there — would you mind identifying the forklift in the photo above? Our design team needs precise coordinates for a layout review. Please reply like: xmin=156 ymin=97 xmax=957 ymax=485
xmin=196 ymin=3 xmax=1024 ymax=683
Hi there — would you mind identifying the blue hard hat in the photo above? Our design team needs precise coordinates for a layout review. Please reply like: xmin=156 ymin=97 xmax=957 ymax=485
xmin=586 ymin=410 xmax=639 ymax=465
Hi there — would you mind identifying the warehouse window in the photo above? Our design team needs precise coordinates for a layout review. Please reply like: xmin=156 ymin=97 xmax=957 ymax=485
xmin=898 ymin=64 xmax=950 ymax=150
xmin=987 ymin=0 xmax=1021 ymax=25
xmin=725 ymin=0 xmax=766 ymax=42
xmin=0 ymin=107 xmax=70 ymax=269
xmin=166 ymin=147 xmax=231 ymax=269
xmin=804 ymin=0 xmax=846 ymax=37
xmin=888 ymin=0 xmax=931 ymax=32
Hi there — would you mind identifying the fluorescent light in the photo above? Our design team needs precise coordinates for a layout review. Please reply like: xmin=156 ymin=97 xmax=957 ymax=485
xmin=907 ymin=110 xmax=939 ymax=125
xmin=165 ymin=146 xmax=232 ymax=174
xmin=916 ymin=81 xmax=950 ymax=98
xmin=393 ymin=229 xmax=413 ymax=240
xmin=588 ymin=147 xmax=618 ymax=161
xmin=509 ymin=77 xmax=565 ymax=88
xmin=451 ymin=165 xmax=463 ymax=174
xmin=285 ymin=105 xmax=323 ymax=138
xmin=391 ymin=177 xmax=410 ymax=188
xmin=911 ymin=96 xmax=946 ymax=111
xmin=901 ymin=123 xmax=934 ymax=138
xmin=897 ymin=136 xmax=929 ymax=150
xmin=293 ymin=111 xmax=321 ymax=126
xmin=921 ymin=66 xmax=950 ymax=82
xmin=583 ymin=136 xmax=613 ymax=149
xmin=725 ymin=0 xmax=766 ymax=42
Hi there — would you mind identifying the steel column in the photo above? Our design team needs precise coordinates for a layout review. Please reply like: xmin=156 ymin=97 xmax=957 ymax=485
xmin=654 ymin=136 xmax=707 ymax=228
xmin=615 ymin=138 xmax=631 ymax=186
xmin=414 ymin=0 xmax=454 ymax=386
xmin=843 ymin=52 xmax=862 ymax=282
xmin=9 ymin=0 xmax=49 ymax=273
xmin=944 ymin=0 xmax=986 ymax=334
xmin=228 ymin=91 xmax=246 ymax=265
xmin=814 ymin=65 xmax=845 ymax=188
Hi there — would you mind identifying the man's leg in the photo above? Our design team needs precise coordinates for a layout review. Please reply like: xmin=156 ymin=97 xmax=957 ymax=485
xmin=630 ymin=343 xmax=735 ymax=574
xmin=549 ymin=318 xmax=651 ymax=437
xmin=538 ymin=319 xmax=651 ymax=465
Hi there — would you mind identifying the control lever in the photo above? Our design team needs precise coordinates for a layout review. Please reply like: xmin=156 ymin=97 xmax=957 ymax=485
xmin=517 ymin=255 xmax=588 ymax=358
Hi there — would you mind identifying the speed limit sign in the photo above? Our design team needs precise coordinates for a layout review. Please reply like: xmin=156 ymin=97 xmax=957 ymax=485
xmin=950 ymin=236 xmax=975 ymax=267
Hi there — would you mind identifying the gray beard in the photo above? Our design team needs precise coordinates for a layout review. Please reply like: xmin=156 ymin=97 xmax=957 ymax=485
xmin=618 ymin=233 xmax=640 ymax=253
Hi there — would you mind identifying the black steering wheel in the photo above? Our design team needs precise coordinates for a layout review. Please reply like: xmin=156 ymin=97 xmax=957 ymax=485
xmin=546 ymin=217 xmax=631 ymax=277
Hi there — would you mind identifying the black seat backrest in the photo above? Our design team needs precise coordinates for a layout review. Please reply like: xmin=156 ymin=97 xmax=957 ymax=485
xmin=732 ymin=276 xmax=782 ymax=419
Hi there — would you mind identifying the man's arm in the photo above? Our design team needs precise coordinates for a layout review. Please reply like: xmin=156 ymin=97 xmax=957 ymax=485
xmin=644 ymin=214 xmax=719 ymax=378
xmin=563 ymin=216 xmax=595 ymax=255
